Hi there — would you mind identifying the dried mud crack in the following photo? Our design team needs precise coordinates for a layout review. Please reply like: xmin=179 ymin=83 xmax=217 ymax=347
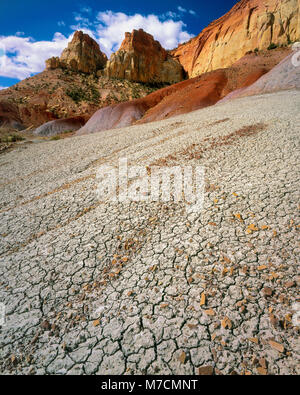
xmin=0 ymin=90 xmax=299 ymax=375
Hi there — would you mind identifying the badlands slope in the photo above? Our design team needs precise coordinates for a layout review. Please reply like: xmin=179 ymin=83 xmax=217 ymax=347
xmin=0 ymin=89 xmax=299 ymax=375
xmin=77 ymin=48 xmax=290 ymax=135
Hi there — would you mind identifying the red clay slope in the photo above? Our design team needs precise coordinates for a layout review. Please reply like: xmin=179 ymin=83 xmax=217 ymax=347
xmin=138 ymin=48 xmax=291 ymax=124
xmin=220 ymin=51 xmax=300 ymax=103
xmin=77 ymin=48 xmax=290 ymax=135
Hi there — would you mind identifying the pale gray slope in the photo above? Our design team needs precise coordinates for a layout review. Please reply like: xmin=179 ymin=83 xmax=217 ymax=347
xmin=0 ymin=90 xmax=299 ymax=375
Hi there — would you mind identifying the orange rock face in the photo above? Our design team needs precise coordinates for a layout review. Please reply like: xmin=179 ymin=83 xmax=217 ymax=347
xmin=46 ymin=31 xmax=107 ymax=74
xmin=138 ymin=49 xmax=291 ymax=124
xmin=171 ymin=0 xmax=299 ymax=77
xmin=45 ymin=57 xmax=61 ymax=70
xmin=103 ymin=29 xmax=184 ymax=84
xmin=77 ymin=48 xmax=290 ymax=135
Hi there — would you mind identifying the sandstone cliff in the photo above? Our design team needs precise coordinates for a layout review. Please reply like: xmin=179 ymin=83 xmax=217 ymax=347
xmin=102 ymin=29 xmax=184 ymax=84
xmin=171 ymin=0 xmax=299 ymax=77
xmin=46 ymin=31 xmax=107 ymax=74
xmin=77 ymin=48 xmax=290 ymax=135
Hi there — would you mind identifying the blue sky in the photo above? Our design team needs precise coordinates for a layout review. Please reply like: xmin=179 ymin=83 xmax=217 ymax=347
xmin=0 ymin=0 xmax=238 ymax=89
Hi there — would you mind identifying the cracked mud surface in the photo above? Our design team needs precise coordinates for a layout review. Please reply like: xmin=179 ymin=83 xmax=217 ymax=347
xmin=0 ymin=90 xmax=299 ymax=375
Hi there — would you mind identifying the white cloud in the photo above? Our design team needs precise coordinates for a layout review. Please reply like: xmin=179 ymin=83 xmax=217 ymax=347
xmin=58 ymin=21 xmax=66 ymax=27
xmin=96 ymin=11 xmax=194 ymax=55
xmin=74 ymin=15 xmax=90 ymax=25
xmin=177 ymin=6 xmax=196 ymax=16
xmin=80 ymin=6 xmax=92 ymax=14
xmin=0 ymin=33 xmax=70 ymax=79
xmin=70 ymin=12 xmax=92 ymax=30
xmin=0 ymin=9 xmax=194 ymax=80
xmin=177 ymin=6 xmax=187 ymax=13
xmin=0 ymin=86 xmax=8 ymax=90
xmin=161 ymin=11 xmax=180 ymax=20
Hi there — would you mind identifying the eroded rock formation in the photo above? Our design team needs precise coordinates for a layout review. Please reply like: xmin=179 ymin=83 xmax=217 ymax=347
xmin=102 ymin=29 xmax=184 ymax=84
xmin=46 ymin=31 xmax=107 ymax=74
xmin=171 ymin=0 xmax=300 ymax=77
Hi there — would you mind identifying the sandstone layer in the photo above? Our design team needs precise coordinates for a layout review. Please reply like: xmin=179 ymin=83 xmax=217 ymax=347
xmin=46 ymin=31 xmax=107 ymax=74
xmin=102 ymin=29 xmax=184 ymax=84
xmin=77 ymin=48 xmax=290 ymax=135
xmin=171 ymin=0 xmax=299 ymax=77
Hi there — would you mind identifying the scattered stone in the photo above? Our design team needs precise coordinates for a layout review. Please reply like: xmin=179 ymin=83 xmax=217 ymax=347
xmin=221 ymin=316 xmax=232 ymax=329
xmin=284 ymin=281 xmax=296 ymax=288
xmin=257 ymin=265 xmax=268 ymax=271
xmin=269 ymin=340 xmax=285 ymax=353
xmin=10 ymin=355 xmax=17 ymax=366
xmin=198 ymin=366 xmax=214 ymax=375
xmin=270 ymin=313 xmax=279 ymax=328
xmin=178 ymin=352 xmax=186 ymax=364
xmin=259 ymin=358 xmax=267 ymax=369
xmin=263 ymin=287 xmax=273 ymax=297
xmin=248 ymin=337 xmax=259 ymax=344
xmin=93 ymin=320 xmax=100 ymax=327
xmin=40 ymin=320 xmax=51 ymax=330
xmin=200 ymin=292 xmax=206 ymax=306
xmin=257 ymin=367 xmax=268 ymax=375
xmin=204 ymin=309 xmax=216 ymax=317
xmin=160 ymin=303 xmax=169 ymax=309
xmin=248 ymin=224 xmax=259 ymax=232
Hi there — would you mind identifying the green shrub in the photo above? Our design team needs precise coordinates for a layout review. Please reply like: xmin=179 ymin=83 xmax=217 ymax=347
xmin=0 ymin=129 xmax=25 ymax=143
xmin=66 ymin=85 xmax=100 ymax=104
xmin=267 ymin=43 xmax=278 ymax=50
xmin=66 ymin=87 xmax=86 ymax=103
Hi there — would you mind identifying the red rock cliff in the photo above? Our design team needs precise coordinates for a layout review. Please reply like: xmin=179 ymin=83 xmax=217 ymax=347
xmin=102 ymin=29 xmax=184 ymax=84
xmin=46 ymin=31 xmax=107 ymax=74
xmin=171 ymin=0 xmax=300 ymax=77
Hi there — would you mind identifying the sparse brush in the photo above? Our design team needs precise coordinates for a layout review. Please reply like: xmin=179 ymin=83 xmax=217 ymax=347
xmin=267 ymin=43 xmax=278 ymax=50
xmin=0 ymin=127 xmax=25 ymax=143
xmin=66 ymin=85 xmax=100 ymax=104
